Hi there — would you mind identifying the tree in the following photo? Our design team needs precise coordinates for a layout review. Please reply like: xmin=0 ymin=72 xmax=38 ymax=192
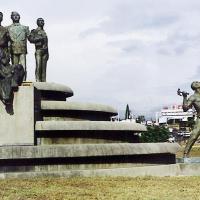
xmin=136 ymin=115 xmax=145 ymax=123
xmin=140 ymin=126 xmax=170 ymax=143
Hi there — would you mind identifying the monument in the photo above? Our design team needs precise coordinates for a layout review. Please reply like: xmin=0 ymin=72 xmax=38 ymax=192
xmin=178 ymin=81 xmax=200 ymax=158
xmin=0 ymin=12 xmax=185 ymax=179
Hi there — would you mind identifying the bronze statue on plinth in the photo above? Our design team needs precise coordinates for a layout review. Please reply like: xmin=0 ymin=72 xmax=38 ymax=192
xmin=29 ymin=18 xmax=49 ymax=82
xmin=178 ymin=81 xmax=200 ymax=158
xmin=7 ymin=11 xmax=30 ymax=81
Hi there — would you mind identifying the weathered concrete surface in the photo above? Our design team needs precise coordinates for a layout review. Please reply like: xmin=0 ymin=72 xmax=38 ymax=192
xmin=179 ymin=164 xmax=200 ymax=176
xmin=36 ymin=121 xmax=147 ymax=132
xmin=39 ymin=136 xmax=139 ymax=145
xmin=33 ymin=82 xmax=73 ymax=98
xmin=32 ymin=82 xmax=73 ymax=95
xmin=0 ymin=164 xmax=184 ymax=179
xmin=0 ymin=85 xmax=35 ymax=145
xmin=41 ymin=101 xmax=117 ymax=121
xmin=41 ymin=101 xmax=117 ymax=114
xmin=0 ymin=143 xmax=180 ymax=159
xmin=1 ymin=163 xmax=200 ymax=179
xmin=1 ymin=164 xmax=200 ymax=179
xmin=22 ymin=82 xmax=73 ymax=101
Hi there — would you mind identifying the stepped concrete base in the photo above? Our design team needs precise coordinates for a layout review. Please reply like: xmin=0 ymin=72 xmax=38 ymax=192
xmin=0 ymin=143 xmax=180 ymax=174
xmin=0 ymin=85 xmax=35 ymax=146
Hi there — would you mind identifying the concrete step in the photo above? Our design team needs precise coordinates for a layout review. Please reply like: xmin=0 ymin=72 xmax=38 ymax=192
xmin=41 ymin=101 xmax=117 ymax=121
xmin=0 ymin=143 xmax=180 ymax=173
xmin=22 ymin=82 xmax=74 ymax=100
xmin=35 ymin=121 xmax=146 ymax=132
xmin=35 ymin=121 xmax=147 ymax=144
xmin=0 ymin=143 xmax=180 ymax=159
xmin=0 ymin=164 xmax=190 ymax=179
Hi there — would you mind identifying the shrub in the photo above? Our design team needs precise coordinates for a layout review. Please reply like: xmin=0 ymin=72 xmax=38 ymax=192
xmin=140 ymin=126 xmax=170 ymax=143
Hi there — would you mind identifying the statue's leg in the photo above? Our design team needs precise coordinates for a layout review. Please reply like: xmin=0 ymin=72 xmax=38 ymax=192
xmin=183 ymin=118 xmax=200 ymax=157
xmin=35 ymin=51 xmax=42 ymax=82
xmin=41 ymin=53 xmax=49 ymax=82
xmin=19 ymin=54 xmax=26 ymax=81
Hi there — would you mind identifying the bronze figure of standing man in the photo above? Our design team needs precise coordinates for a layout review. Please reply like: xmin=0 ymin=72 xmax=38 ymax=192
xmin=7 ymin=11 xmax=30 ymax=81
xmin=29 ymin=18 xmax=49 ymax=82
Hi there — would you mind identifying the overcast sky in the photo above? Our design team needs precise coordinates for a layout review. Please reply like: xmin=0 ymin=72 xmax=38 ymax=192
xmin=2 ymin=0 xmax=200 ymax=118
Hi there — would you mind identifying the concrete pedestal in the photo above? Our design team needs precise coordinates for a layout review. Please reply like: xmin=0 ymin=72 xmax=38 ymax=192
xmin=0 ymin=85 xmax=35 ymax=146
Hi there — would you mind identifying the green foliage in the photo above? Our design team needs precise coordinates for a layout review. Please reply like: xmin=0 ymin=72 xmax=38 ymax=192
xmin=136 ymin=115 xmax=145 ymax=123
xmin=140 ymin=126 xmax=170 ymax=143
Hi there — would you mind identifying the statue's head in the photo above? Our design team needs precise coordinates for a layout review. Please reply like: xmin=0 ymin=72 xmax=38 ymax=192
xmin=37 ymin=18 xmax=45 ymax=28
xmin=191 ymin=81 xmax=200 ymax=91
xmin=0 ymin=12 xmax=3 ymax=23
xmin=11 ymin=11 xmax=20 ymax=23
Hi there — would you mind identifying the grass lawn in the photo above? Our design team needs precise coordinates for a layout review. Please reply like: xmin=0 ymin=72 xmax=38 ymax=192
xmin=0 ymin=176 xmax=200 ymax=200
xmin=0 ymin=143 xmax=199 ymax=199
xmin=176 ymin=144 xmax=200 ymax=158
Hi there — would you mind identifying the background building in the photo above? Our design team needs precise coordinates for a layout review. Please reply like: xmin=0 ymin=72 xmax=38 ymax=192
xmin=156 ymin=105 xmax=194 ymax=136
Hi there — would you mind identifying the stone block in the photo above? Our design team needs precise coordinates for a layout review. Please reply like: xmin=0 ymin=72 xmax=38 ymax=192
xmin=0 ymin=85 xmax=35 ymax=145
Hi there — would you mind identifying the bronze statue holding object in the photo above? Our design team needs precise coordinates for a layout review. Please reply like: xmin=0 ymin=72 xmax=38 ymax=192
xmin=178 ymin=81 xmax=200 ymax=158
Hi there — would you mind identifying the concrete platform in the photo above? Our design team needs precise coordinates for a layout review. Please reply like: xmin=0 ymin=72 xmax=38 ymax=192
xmin=0 ymin=143 xmax=180 ymax=174
xmin=0 ymin=164 xmax=200 ymax=179
xmin=36 ymin=121 xmax=147 ymax=144
xmin=23 ymin=82 xmax=74 ymax=100
xmin=36 ymin=121 xmax=147 ymax=132
xmin=0 ymin=165 xmax=182 ymax=179
xmin=41 ymin=101 xmax=117 ymax=121
xmin=0 ymin=143 xmax=180 ymax=159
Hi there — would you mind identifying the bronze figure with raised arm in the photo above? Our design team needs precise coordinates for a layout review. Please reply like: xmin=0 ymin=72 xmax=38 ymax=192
xmin=178 ymin=81 xmax=200 ymax=157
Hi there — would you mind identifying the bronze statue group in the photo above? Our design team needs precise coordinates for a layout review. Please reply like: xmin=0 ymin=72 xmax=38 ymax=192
xmin=0 ymin=11 xmax=49 ymax=104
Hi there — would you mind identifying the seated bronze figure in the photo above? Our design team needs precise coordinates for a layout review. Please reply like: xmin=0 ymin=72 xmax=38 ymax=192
xmin=0 ymin=48 xmax=24 ymax=105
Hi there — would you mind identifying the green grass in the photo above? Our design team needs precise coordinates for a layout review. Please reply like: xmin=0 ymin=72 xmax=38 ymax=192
xmin=0 ymin=176 xmax=200 ymax=200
